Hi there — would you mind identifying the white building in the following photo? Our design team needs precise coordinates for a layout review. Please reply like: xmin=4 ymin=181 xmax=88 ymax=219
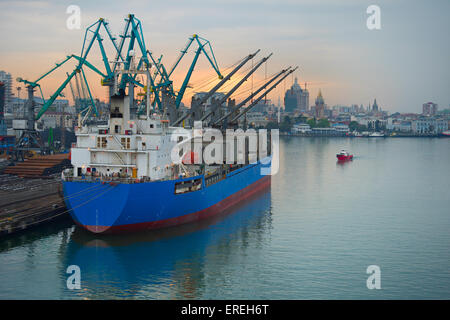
xmin=387 ymin=119 xmax=412 ymax=132
xmin=291 ymin=123 xmax=311 ymax=134
xmin=246 ymin=112 xmax=268 ymax=128
xmin=412 ymin=118 xmax=448 ymax=134
xmin=39 ymin=111 xmax=74 ymax=129
xmin=332 ymin=123 xmax=350 ymax=134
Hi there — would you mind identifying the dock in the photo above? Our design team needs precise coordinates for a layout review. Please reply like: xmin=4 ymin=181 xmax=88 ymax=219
xmin=0 ymin=174 xmax=69 ymax=236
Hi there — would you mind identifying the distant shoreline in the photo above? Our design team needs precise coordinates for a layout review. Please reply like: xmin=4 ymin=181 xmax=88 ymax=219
xmin=280 ymin=133 xmax=448 ymax=138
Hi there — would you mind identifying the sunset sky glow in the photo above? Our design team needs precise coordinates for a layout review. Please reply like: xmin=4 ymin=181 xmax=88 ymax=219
xmin=0 ymin=0 xmax=449 ymax=112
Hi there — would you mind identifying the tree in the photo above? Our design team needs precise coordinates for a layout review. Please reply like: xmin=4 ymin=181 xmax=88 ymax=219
xmin=279 ymin=116 xmax=293 ymax=132
xmin=295 ymin=115 xmax=307 ymax=123
xmin=279 ymin=122 xmax=292 ymax=132
xmin=283 ymin=115 xmax=292 ymax=125
xmin=357 ymin=124 xmax=368 ymax=132
xmin=316 ymin=118 xmax=330 ymax=128
xmin=307 ymin=118 xmax=316 ymax=128
xmin=349 ymin=121 xmax=359 ymax=132
xmin=266 ymin=122 xmax=279 ymax=130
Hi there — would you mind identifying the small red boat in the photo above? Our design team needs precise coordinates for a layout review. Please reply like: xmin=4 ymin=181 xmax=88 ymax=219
xmin=336 ymin=150 xmax=353 ymax=161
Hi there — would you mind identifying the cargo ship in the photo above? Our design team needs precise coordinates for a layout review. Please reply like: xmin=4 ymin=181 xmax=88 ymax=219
xmin=56 ymin=21 xmax=292 ymax=234
xmin=62 ymin=94 xmax=272 ymax=234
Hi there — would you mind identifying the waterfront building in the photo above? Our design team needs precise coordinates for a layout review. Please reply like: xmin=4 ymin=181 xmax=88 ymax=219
xmin=387 ymin=118 xmax=412 ymax=132
xmin=332 ymin=123 xmax=350 ymax=134
xmin=412 ymin=118 xmax=448 ymax=134
xmin=367 ymin=118 xmax=387 ymax=131
xmin=291 ymin=123 xmax=311 ymax=134
xmin=334 ymin=114 xmax=351 ymax=123
xmin=284 ymin=78 xmax=309 ymax=113
xmin=246 ymin=111 xmax=268 ymax=128
xmin=398 ymin=121 xmax=412 ymax=132
xmin=311 ymin=127 xmax=341 ymax=136
xmin=422 ymin=102 xmax=438 ymax=116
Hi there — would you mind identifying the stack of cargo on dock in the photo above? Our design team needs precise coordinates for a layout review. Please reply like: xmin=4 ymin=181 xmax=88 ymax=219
xmin=3 ymin=153 xmax=71 ymax=178
xmin=0 ymin=153 xmax=71 ymax=236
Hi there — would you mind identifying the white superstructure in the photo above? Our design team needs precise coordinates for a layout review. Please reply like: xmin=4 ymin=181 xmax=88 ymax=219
xmin=70 ymin=94 xmax=178 ymax=181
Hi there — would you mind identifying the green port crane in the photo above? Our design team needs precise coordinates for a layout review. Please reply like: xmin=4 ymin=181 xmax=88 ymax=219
xmin=33 ymin=18 xmax=122 ymax=121
xmin=30 ymin=15 xmax=152 ymax=121
xmin=17 ymin=14 xmax=224 ymax=127
xmin=168 ymin=34 xmax=223 ymax=108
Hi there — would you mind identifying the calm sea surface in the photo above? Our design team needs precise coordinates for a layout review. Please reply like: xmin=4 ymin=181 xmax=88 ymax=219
xmin=0 ymin=137 xmax=449 ymax=299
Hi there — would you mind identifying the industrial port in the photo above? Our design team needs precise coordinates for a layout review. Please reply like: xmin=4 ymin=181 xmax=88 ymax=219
xmin=0 ymin=11 xmax=447 ymax=238
xmin=0 ymin=13 xmax=290 ymax=236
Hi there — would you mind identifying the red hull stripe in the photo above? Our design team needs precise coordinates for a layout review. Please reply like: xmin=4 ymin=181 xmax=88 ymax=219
xmin=83 ymin=175 xmax=271 ymax=234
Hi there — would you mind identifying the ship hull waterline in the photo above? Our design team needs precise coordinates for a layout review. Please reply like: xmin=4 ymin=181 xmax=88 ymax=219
xmin=63 ymin=160 xmax=272 ymax=234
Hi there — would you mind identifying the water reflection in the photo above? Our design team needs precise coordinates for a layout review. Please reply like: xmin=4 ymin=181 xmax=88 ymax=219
xmin=336 ymin=160 xmax=353 ymax=168
xmin=0 ymin=218 xmax=74 ymax=254
xmin=62 ymin=186 xmax=272 ymax=299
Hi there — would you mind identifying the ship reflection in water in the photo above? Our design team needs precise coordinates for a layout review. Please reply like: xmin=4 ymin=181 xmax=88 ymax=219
xmin=63 ymin=186 xmax=272 ymax=299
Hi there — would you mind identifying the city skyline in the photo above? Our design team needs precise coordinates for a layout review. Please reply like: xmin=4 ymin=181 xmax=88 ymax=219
xmin=0 ymin=0 xmax=449 ymax=113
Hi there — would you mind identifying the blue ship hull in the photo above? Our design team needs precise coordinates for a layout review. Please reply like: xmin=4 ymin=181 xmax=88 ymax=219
xmin=63 ymin=191 xmax=272 ymax=296
xmin=62 ymin=159 xmax=271 ymax=234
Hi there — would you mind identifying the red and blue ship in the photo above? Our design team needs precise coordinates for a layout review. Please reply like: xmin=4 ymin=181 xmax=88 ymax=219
xmin=63 ymin=159 xmax=271 ymax=234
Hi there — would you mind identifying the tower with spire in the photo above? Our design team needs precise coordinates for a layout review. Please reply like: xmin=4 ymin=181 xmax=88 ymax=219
xmin=372 ymin=99 xmax=379 ymax=112
xmin=315 ymin=89 xmax=324 ymax=105
xmin=313 ymin=89 xmax=326 ymax=118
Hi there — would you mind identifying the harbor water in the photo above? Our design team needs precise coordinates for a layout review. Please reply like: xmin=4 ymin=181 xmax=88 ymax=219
xmin=0 ymin=137 xmax=449 ymax=299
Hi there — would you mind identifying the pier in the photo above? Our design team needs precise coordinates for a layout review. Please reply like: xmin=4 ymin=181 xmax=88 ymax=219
xmin=0 ymin=174 xmax=69 ymax=236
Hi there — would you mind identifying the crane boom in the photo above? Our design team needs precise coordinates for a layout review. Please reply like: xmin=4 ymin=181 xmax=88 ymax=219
xmin=36 ymin=68 xmax=79 ymax=120
xmin=175 ymin=45 xmax=203 ymax=108
xmin=172 ymin=49 xmax=260 ymax=126
xmin=212 ymin=67 xmax=290 ymax=125
xmin=230 ymin=67 xmax=298 ymax=123
xmin=200 ymin=53 xmax=273 ymax=122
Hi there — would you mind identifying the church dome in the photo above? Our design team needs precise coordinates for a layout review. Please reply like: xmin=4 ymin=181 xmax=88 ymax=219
xmin=292 ymin=77 xmax=302 ymax=92
xmin=315 ymin=89 xmax=324 ymax=105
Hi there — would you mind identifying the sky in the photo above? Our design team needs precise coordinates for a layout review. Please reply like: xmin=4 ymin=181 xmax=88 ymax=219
xmin=0 ymin=0 xmax=449 ymax=113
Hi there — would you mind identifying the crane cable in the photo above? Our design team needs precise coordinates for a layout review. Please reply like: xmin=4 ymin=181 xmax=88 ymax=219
xmin=0 ymin=182 xmax=114 ymax=216
xmin=183 ymin=55 xmax=247 ymax=94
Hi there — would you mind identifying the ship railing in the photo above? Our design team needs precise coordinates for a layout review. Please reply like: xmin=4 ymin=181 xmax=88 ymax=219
xmin=63 ymin=175 xmax=155 ymax=184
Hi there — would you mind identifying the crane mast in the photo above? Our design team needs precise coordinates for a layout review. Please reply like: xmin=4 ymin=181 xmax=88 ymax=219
xmin=14 ymin=12 xmax=298 ymax=162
